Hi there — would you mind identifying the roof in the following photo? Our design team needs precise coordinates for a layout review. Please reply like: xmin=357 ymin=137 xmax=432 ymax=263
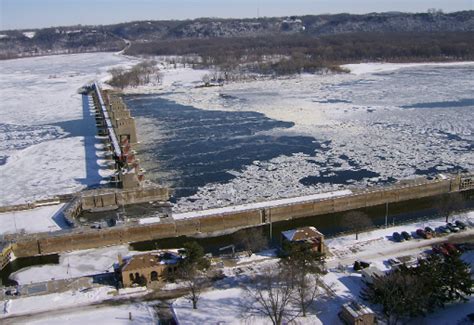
xmin=342 ymin=301 xmax=374 ymax=318
xmin=282 ymin=226 xmax=323 ymax=241
xmin=361 ymin=267 xmax=385 ymax=278
xmin=122 ymin=251 xmax=181 ymax=272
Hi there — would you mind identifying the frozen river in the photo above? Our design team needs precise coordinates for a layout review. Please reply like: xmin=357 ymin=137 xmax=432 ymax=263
xmin=127 ymin=64 xmax=474 ymax=212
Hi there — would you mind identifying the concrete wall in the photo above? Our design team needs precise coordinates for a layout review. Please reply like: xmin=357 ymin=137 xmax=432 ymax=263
xmin=80 ymin=186 xmax=169 ymax=211
xmin=11 ymin=174 xmax=471 ymax=258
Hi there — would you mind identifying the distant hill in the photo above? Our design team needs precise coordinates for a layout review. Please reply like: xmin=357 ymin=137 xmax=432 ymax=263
xmin=1 ymin=11 xmax=473 ymax=60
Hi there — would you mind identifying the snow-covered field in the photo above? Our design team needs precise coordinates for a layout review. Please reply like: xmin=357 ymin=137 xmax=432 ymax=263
xmin=10 ymin=245 xmax=138 ymax=285
xmin=15 ymin=303 xmax=156 ymax=325
xmin=124 ymin=61 xmax=474 ymax=211
xmin=1 ymin=286 xmax=155 ymax=323
xmin=1 ymin=286 xmax=113 ymax=318
xmin=0 ymin=53 xmax=137 ymax=206
xmin=0 ymin=204 xmax=66 ymax=235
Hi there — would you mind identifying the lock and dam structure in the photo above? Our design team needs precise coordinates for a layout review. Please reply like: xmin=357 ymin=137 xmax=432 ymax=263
xmin=0 ymin=83 xmax=473 ymax=259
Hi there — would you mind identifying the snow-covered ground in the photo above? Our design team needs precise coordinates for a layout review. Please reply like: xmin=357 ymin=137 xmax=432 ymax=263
xmin=14 ymin=303 xmax=157 ymax=325
xmin=4 ymin=210 xmax=473 ymax=323
xmin=173 ymin=286 xmax=321 ymax=325
xmin=342 ymin=61 xmax=474 ymax=75
xmin=1 ymin=286 xmax=155 ymax=323
xmin=0 ymin=53 xmax=137 ymax=206
xmin=10 ymin=245 xmax=138 ymax=285
xmin=0 ymin=204 xmax=66 ymax=235
xmin=123 ymin=61 xmax=474 ymax=211
xmin=173 ymin=211 xmax=474 ymax=324
xmin=1 ymin=286 xmax=113 ymax=318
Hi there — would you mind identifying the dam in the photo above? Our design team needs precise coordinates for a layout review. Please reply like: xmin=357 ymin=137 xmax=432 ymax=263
xmin=1 ymin=82 xmax=473 ymax=260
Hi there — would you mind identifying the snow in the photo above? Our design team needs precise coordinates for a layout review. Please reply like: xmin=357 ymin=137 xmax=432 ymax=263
xmin=4 ymin=209 xmax=473 ymax=322
xmin=140 ymin=189 xmax=351 ymax=223
xmin=1 ymin=286 xmax=113 ymax=318
xmin=0 ymin=136 xmax=114 ymax=206
xmin=22 ymin=31 xmax=36 ymax=39
xmin=342 ymin=61 xmax=474 ymax=75
xmin=0 ymin=204 xmax=65 ymax=235
xmin=173 ymin=210 xmax=474 ymax=324
xmin=416 ymin=297 xmax=474 ymax=324
xmin=173 ymin=287 xmax=321 ymax=325
xmin=0 ymin=53 xmax=137 ymax=206
xmin=10 ymin=245 xmax=137 ymax=284
xmin=123 ymin=65 xmax=210 ymax=94
xmin=19 ymin=303 xmax=156 ymax=325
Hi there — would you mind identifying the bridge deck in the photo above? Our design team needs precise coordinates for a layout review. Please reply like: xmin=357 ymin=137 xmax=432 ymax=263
xmin=93 ymin=82 xmax=122 ymax=157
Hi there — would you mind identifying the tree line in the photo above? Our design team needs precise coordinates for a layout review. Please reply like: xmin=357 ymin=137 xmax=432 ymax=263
xmin=107 ymin=61 xmax=161 ymax=89
xmin=125 ymin=32 xmax=474 ymax=76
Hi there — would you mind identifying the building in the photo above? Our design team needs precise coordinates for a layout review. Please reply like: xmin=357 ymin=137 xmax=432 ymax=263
xmin=281 ymin=226 xmax=325 ymax=254
xmin=360 ymin=266 xmax=385 ymax=284
xmin=1 ymin=241 xmax=13 ymax=271
xmin=117 ymin=250 xmax=183 ymax=288
xmin=339 ymin=301 xmax=376 ymax=325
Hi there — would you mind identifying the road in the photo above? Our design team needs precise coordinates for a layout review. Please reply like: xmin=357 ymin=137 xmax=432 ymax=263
xmin=326 ymin=228 xmax=474 ymax=268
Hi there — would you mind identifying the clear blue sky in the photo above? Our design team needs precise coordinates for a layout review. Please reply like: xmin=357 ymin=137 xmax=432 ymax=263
xmin=1 ymin=0 xmax=472 ymax=30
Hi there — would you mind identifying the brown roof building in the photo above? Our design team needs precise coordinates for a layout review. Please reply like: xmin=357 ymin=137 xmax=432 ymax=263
xmin=117 ymin=250 xmax=183 ymax=288
xmin=281 ymin=226 xmax=325 ymax=254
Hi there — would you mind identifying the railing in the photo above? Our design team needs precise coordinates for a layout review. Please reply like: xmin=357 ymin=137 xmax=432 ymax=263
xmin=93 ymin=82 xmax=122 ymax=157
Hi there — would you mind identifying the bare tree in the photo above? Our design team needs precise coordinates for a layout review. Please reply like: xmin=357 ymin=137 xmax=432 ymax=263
xmin=233 ymin=227 xmax=268 ymax=256
xmin=290 ymin=270 xmax=320 ymax=317
xmin=241 ymin=267 xmax=300 ymax=324
xmin=435 ymin=193 xmax=466 ymax=222
xmin=280 ymin=242 xmax=324 ymax=316
xmin=341 ymin=210 xmax=372 ymax=240
xmin=178 ymin=263 xmax=207 ymax=310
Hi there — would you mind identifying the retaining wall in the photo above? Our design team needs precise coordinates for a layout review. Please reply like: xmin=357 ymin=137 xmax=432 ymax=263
xmin=10 ymin=175 xmax=472 ymax=258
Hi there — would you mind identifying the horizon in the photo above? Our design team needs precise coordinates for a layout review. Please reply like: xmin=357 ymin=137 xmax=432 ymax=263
xmin=1 ymin=0 xmax=472 ymax=31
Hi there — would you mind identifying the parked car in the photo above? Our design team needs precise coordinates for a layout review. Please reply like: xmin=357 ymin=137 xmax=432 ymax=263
xmin=401 ymin=231 xmax=412 ymax=241
xmin=437 ymin=226 xmax=451 ymax=234
xmin=424 ymin=226 xmax=435 ymax=235
xmin=392 ymin=232 xmax=404 ymax=242
xmin=416 ymin=229 xmax=428 ymax=239
xmin=455 ymin=220 xmax=467 ymax=230
xmin=446 ymin=222 xmax=460 ymax=233
xmin=353 ymin=260 xmax=371 ymax=271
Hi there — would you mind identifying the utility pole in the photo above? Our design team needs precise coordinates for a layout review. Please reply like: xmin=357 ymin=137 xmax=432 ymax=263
xmin=269 ymin=214 xmax=273 ymax=241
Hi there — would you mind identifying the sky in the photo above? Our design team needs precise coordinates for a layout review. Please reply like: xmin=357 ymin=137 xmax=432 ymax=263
xmin=0 ymin=0 xmax=472 ymax=30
